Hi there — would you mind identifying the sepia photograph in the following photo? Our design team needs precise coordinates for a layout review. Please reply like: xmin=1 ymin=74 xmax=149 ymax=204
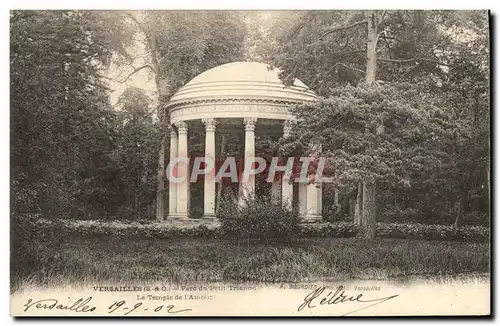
xmin=9 ymin=8 xmax=491 ymax=317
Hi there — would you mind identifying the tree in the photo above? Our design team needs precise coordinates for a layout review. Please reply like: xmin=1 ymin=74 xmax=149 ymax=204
xmin=11 ymin=10 xmax=132 ymax=218
xmin=112 ymin=87 xmax=160 ymax=219
xmin=271 ymin=10 xmax=489 ymax=237
xmin=282 ymin=82 xmax=467 ymax=233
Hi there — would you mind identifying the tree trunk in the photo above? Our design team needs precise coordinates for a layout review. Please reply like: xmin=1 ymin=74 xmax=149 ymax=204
xmin=356 ymin=10 xmax=379 ymax=239
xmin=147 ymin=29 xmax=171 ymax=223
xmin=354 ymin=181 xmax=363 ymax=224
xmin=349 ymin=197 xmax=354 ymax=219
xmin=487 ymin=162 xmax=490 ymax=210
xmin=126 ymin=14 xmax=172 ymax=222
xmin=358 ymin=180 xmax=376 ymax=239
xmin=215 ymin=135 xmax=226 ymax=215
xmin=365 ymin=11 xmax=378 ymax=86
xmin=454 ymin=201 xmax=461 ymax=229
xmin=156 ymin=135 xmax=166 ymax=221
xmin=134 ymin=180 xmax=138 ymax=215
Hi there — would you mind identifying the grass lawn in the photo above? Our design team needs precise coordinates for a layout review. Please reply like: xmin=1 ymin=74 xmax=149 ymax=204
xmin=12 ymin=236 xmax=489 ymax=292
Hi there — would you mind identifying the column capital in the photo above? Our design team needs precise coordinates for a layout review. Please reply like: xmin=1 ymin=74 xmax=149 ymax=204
xmin=202 ymin=118 xmax=217 ymax=132
xmin=283 ymin=120 xmax=295 ymax=138
xmin=174 ymin=121 xmax=188 ymax=134
xmin=243 ymin=118 xmax=257 ymax=131
xmin=170 ymin=127 xmax=178 ymax=138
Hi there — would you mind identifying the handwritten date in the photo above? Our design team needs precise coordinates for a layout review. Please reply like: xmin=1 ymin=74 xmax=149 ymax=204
xmin=108 ymin=300 xmax=191 ymax=315
xmin=23 ymin=297 xmax=192 ymax=315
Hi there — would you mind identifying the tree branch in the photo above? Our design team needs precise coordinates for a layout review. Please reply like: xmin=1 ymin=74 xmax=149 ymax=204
xmin=378 ymin=10 xmax=387 ymax=25
xmin=290 ymin=15 xmax=313 ymax=39
xmin=320 ymin=19 xmax=368 ymax=40
xmin=124 ymin=11 xmax=164 ymax=96
xmin=118 ymin=65 xmax=156 ymax=83
xmin=125 ymin=11 xmax=158 ymax=69
xmin=378 ymin=57 xmax=451 ymax=67
xmin=378 ymin=32 xmax=402 ymax=51
xmin=332 ymin=50 xmax=366 ymax=57
xmin=332 ymin=62 xmax=366 ymax=75
xmin=382 ymin=35 xmax=402 ymax=42
xmin=126 ymin=12 xmax=148 ymax=36
xmin=310 ymin=62 xmax=366 ymax=89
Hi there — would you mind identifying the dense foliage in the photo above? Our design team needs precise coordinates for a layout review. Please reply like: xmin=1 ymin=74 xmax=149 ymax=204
xmin=10 ymin=11 xmax=149 ymax=220
xmin=268 ymin=10 xmax=490 ymax=228
xmin=218 ymin=195 xmax=300 ymax=244
xmin=10 ymin=10 xmax=247 ymax=221
xmin=18 ymin=215 xmax=489 ymax=243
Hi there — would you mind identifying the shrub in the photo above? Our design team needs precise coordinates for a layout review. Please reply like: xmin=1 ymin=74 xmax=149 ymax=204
xmin=50 ymin=219 xmax=222 ymax=239
xmin=295 ymin=222 xmax=489 ymax=242
xmin=297 ymin=222 xmax=358 ymax=238
xmin=217 ymin=194 xmax=300 ymax=245
xmin=376 ymin=222 xmax=489 ymax=242
xmin=22 ymin=218 xmax=489 ymax=244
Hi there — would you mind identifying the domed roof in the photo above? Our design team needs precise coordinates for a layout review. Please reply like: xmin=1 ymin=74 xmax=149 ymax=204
xmin=167 ymin=62 xmax=317 ymax=108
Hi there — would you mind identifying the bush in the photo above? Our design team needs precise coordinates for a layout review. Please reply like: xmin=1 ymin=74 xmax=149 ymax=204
xmin=21 ymin=217 xmax=489 ymax=244
xmin=36 ymin=219 xmax=222 ymax=239
xmin=296 ymin=222 xmax=489 ymax=242
xmin=297 ymin=222 xmax=358 ymax=238
xmin=377 ymin=222 xmax=489 ymax=242
xmin=217 ymin=194 xmax=300 ymax=245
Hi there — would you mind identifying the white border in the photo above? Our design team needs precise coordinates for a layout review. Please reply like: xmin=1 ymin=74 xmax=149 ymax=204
xmin=1 ymin=2 xmax=497 ymax=325
xmin=2 ymin=1 xmax=496 ymax=10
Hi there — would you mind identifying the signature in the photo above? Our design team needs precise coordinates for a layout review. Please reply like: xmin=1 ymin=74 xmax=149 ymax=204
xmin=297 ymin=285 xmax=399 ymax=316
xmin=23 ymin=297 xmax=192 ymax=315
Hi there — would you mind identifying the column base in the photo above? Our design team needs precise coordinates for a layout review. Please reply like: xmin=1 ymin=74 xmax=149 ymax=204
xmin=202 ymin=214 xmax=217 ymax=221
xmin=167 ymin=213 xmax=190 ymax=221
xmin=300 ymin=214 xmax=323 ymax=223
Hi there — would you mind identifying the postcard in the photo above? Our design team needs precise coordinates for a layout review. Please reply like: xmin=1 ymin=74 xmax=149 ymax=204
xmin=10 ymin=9 xmax=490 ymax=317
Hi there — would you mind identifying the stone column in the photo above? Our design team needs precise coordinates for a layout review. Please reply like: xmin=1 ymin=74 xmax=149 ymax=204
xmin=304 ymin=142 xmax=323 ymax=222
xmin=304 ymin=180 xmax=322 ymax=222
xmin=298 ymin=183 xmax=307 ymax=216
xmin=174 ymin=121 xmax=189 ymax=220
xmin=202 ymin=118 xmax=217 ymax=219
xmin=240 ymin=118 xmax=257 ymax=203
xmin=168 ymin=129 xmax=178 ymax=218
xmin=281 ymin=178 xmax=293 ymax=208
xmin=281 ymin=120 xmax=294 ymax=208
